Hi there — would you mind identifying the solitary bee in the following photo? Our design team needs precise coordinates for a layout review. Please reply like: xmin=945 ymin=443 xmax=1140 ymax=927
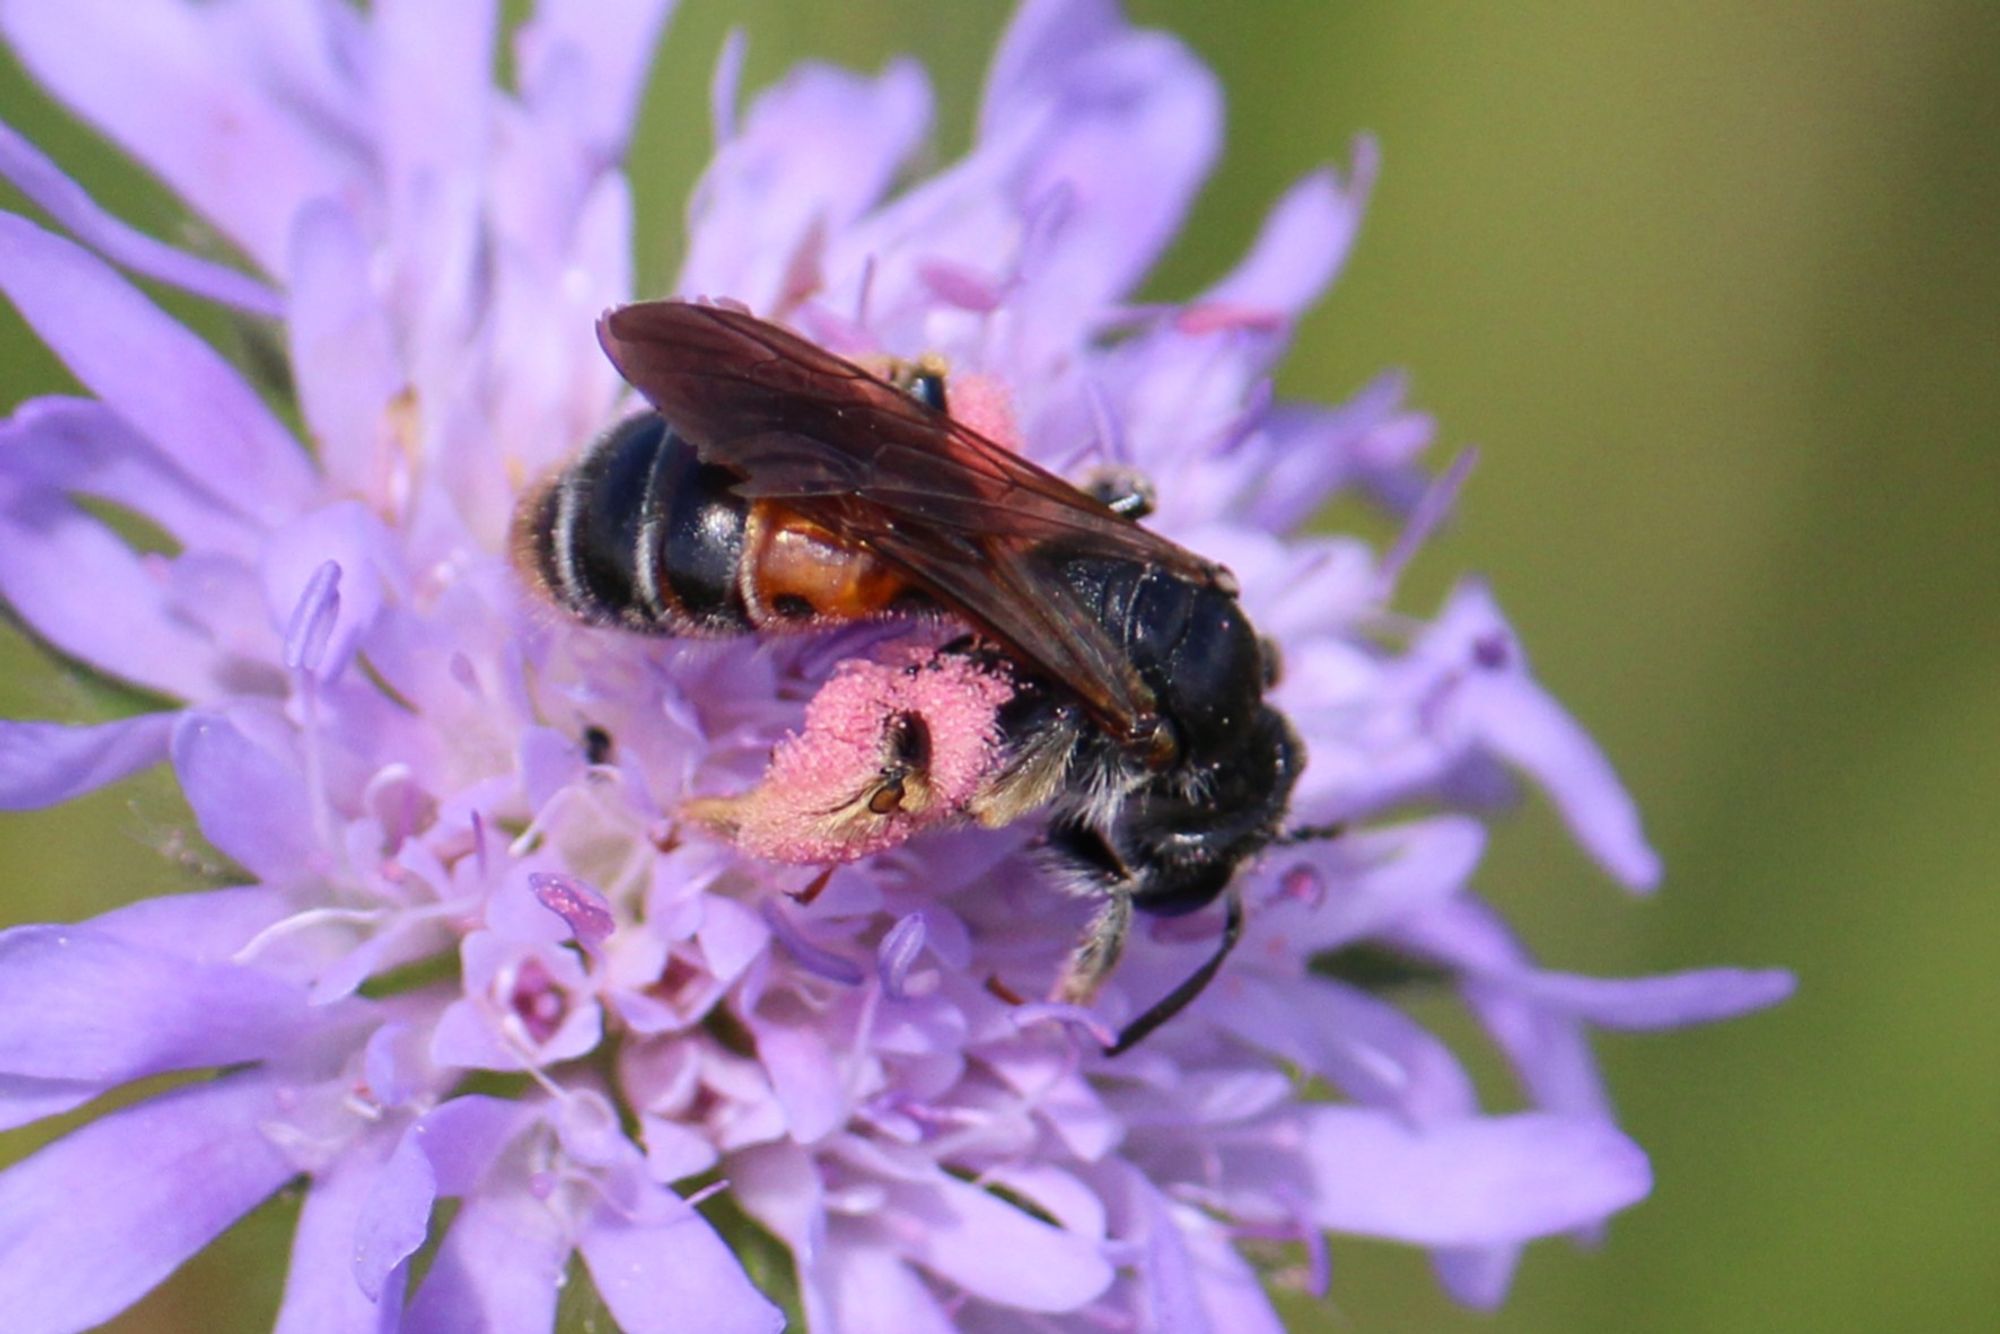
xmin=518 ymin=300 xmax=1304 ymax=1053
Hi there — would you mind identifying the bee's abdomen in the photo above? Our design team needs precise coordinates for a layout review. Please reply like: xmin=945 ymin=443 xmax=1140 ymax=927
xmin=522 ymin=413 xmax=752 ymax=634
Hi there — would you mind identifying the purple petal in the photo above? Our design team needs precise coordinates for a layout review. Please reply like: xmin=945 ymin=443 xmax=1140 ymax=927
xmin=403 ymin=1170 xmax=569 ymax=1334
xmin=275 ymin=1130 xmax=405 ymax=1334
xmin=404 ymin=1096 xmax=532 ymax=1197
xmin=1302 ymin=1108 xmax=1651 ymax=1246
xmin=1431 ymin=1245 xmax=1523 ymax=1312
xmin=0 ymin=1071 xmax=296 ymax=1332
xmin=978 ymin=0 xmax=1220 ymax=322
xmin=0 ymin=116 xmax=281 ymax=314
xmin=755 ymin=1020 xmax=848 ymax=1144
xmin=821 ymin=1 xmax=1217 ymax=361
xmin=86 ymin=884 xmax=294 ymax=963
xmin=1242 ymin=375 xmax=1435 ymax=533
xmin=1470 ymin=669 xmax=1661 ymax=890
xmin=353 ymin=1122 xmax=439 ymax=1301
xmin=555 ymin=1090 xmax=628 ymax=1168
xmin=1202 ymin=141 xmax=1378 ymax=319
xmin=0 ymin=1076 xmax=98 ymax=1135
xmin=1270 ymin=814 xmax=1487 ymax=955
xmin=0 ymin=714 xmax=173 ymax=810
xmin=0 ymin=211 xmax=314 ymax=521
xmin=0 ymin=396 xmax=263 ymax=552
xmin=0 ymin=924 xmax=330 ymax=1083
xmin=1216 ymin=975 xmax=1477 ymax=1123
xmin=0 ymin=486 xmax=229 ymax=700
xmin=515 ymin=0 xmax=678 ymax=159
xmin=374 ymin=0 xmax=498 ymax=202
xmin=361 ymin=1021 xmax=447 ymax=1113
xmin=172 ymin=708 xmax=320 ymax=882
xmin=577 ymin=1188 xmax=785 ymax=1334
xmin=1121 ymin=1170 xmax=1211 ymax=1333
xmin=680 ymin=59 xmax=932 ymax=314
xmin=1493 ymin=965 xmax=1798 ymax=1030
xmin=886 ymin=1173 xmax=1115 ymax=1312
xmin=1438 ymin=582 xmax=1662 ymax=889
xmin=1396 ymin=900 xmax=1617 ymax=1121
xmin=283 ymin=202 xmax=405 ymax=499
xmin=0 ymin=0 xmax=368 ymax=274
xmin=1181 ymin=1216 xmax=1291 ymax=1334
xmin=1115 ymin=1164 xmax=1287 ymax=1334
xmin=824 ymin=1244 xmax=955 ymax=1334
xmin=639 ymin=1113 xmax=719 ymax=1183
xmin=696 ymin=893 xmax=769 ymax=983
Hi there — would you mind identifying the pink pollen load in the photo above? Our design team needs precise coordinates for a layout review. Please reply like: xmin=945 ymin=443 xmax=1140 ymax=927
xmin=693 ymin=648 xmax=1015 ymax=864
xmin=942 ymin=372 xmax=1023 ymax=453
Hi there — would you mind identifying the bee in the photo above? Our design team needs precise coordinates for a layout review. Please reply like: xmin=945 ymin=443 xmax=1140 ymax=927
xmin=518 ymin=300 xmax=1304 ymax=1054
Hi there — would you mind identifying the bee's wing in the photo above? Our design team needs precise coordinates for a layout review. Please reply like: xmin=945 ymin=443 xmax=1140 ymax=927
xmin=597 ymin=299 xmax=1227 ymax=741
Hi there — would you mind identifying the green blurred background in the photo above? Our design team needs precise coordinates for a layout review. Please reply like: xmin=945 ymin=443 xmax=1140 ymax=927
xmin=3 ymin=2 xmax=1996 ymax=1330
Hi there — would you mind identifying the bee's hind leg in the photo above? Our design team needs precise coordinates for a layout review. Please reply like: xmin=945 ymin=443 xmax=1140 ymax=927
xmin=1039 ymin=821 xmax=1247 ymax=1057
xmin=1054 ymin=889 xmax=1133 ymax=1007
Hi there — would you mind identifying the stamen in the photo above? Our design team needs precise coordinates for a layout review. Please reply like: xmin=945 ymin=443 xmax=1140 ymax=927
xmin=285 ymin=561 xmax=342 ymax=861
xmin=1174 ymin=302 xmax=1286 ymax=335
xmin=529 ymin=871 xmax=616 ymax=963
xmin=919 ymin=259 xmax=1005 ymax=312
xmin=854 ymin=254 xmax=877 ymax=328
xmin=761 ymin=899 xmax=864 ymax=986
xmin=1008 ymin=1002 xmax=1118 ymax=1050
xmin=876 ymin=912 xmax=928 ymax=1001
xmin=1214 ymin=377 xmax=1275 ymax=456
xmin=283 ymin=560 xmax=342 ymax=676
xmin=231 ymin=905 xmax=388 ymax=965
xmin=1375 ymin=447 xmax=1478 ymax=598
xmin=1087 ymin=378 xmax=1128 ymax=464
xmin=471 ymin=810 xmax=491 ymax=879
xmin=505 ymin=956 xmax=568 ymax=1045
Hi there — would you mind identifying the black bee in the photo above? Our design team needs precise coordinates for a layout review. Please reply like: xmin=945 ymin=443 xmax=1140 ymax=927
xmin=518 ymin=300 xmax=1304 ymax=1054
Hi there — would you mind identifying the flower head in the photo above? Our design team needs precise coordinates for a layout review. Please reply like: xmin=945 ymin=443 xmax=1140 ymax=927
xmin=0 ymin=1 xmax=1791 ymax=1330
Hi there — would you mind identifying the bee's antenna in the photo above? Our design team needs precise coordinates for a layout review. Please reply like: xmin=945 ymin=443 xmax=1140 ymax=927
xmin=1105 ymin=881 xmax=1245 ymax=1057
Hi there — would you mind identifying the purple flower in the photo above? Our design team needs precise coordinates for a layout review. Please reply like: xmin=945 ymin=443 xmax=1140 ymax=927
xmin=0 ymin=0 xmax=1791 ymax=1329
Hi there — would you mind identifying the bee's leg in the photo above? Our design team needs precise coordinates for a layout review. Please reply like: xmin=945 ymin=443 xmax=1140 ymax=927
xmin=1104 ymin=880 xmax=1244 ymax=1057
xmin=1054 ymin=889 xmax=1133 ymax=1006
